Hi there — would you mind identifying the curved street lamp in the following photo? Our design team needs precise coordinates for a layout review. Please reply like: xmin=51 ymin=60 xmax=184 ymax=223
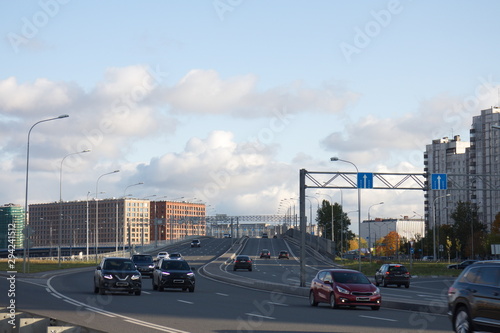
xmin=331 ymin=156 xmax=362 ymax=271
xmin=59 ymin=149 xmax=91 ymax=267
xmin=23 ymin=114 xmax=69 ymax=273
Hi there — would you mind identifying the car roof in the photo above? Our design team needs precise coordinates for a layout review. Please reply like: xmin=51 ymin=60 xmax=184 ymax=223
xmin=320 ymin=268 xmax=361 ymax=274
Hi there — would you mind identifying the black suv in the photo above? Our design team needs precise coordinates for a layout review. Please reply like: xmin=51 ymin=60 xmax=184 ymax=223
xmin=94 ymin=257 xmax=142 ymax=295
xmin=191 ymin=239 xmax=201 ymax=247
xmin=152 ymin=259 xmax=195 ymax=292
xmin=374 ymin=263 xmax=410 ymax=288
xmin=131 ymin=254 xmax=154 ymax=277
xmin=448 ymin=260 xmax=500 ymax=332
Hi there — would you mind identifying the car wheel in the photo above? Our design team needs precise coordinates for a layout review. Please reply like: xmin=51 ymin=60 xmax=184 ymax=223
xmin=371 ymin=306 xmax=380 ymax=311
xmin=158 ymin=285 xmax=164 ymax=292
xmin=188 ymin=286 xmax=195 ymax=292
xmin=329 ymin=293 xmax=338 ymax=309
xmin=99 ymin=287 xmax=105 ymax=295
xmin=152 ymin=278 xmax=158 ymax=290
xmin=454 ymin=306 xmax=473 ymax=333
xmin=405 ymin=283 xmax=410 ymax=289
xmin=135 ymin=290 xmax=141 ymax=296
xmin=309 ymin=291 xmax=318 ymax=307
xmin=182 ymin=288 xmax=187 ymax=292
xmin=233 ymin=267 xmax=237 ymax=271
xmin=93 ymin=283 xmax=99 ymax=294
xmin=374 ymin=278 xmax=379 ymax=287
xmin=249 ymin=267 xmax=252 ymax=271
xmin=382 ymin=278 xmax=387 ymax=287
xmin=397 ymin=284 xmax=401 ymax=288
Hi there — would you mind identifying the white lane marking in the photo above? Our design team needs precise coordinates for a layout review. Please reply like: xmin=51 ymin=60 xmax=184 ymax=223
xmin=178 ymin=300 xmax=194 ymax=304
xmin=46 ymin=275 xmax=190 ymax=333
xmin=245 ymin=313 xmax=275 ymax=320
xmin=216 ymin=293 xmax=229 ymax=296
xmin=267 ymin=301 xmax=288 ymax=307
xmin=359 ymin=315 xmax=397 ymax=322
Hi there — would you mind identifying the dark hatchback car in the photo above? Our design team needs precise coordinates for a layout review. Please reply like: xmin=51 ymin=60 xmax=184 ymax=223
xmin=448 ymin=260 xmax=500 ymax=333
xmin=447 ymin=260 xmax=478 ymax=270
xmin=131 ymin=254 xmax=154 ymax=277
xmin=233 ymin=255 xmax=252 ymax=271
xmin=374 ymin=264 xmax=410 ymax=288
xmin=94 ymin=257 xmax=142 ymax=295
xmin=260 ymin=249 xmax=271 ymax=259
xmin=190 ymin=239 xmax=201 ymax=247
xmin=278 ymin=250 xmax=289 ymax=259
xmin=152 ymin=259 xmax=195 ymax=292
xmin=309 ymin=269 xmax=381 ymax=310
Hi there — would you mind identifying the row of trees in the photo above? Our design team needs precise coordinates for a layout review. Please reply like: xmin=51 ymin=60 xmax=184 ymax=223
xmin=315 ymin=199 xmax=499 ymax=260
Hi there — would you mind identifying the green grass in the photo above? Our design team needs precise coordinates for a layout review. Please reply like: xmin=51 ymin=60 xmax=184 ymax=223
xmin=1 ymin=259 xmax=96 ymax=274
xmin=338 ymin=259 xmax=462 ymax=277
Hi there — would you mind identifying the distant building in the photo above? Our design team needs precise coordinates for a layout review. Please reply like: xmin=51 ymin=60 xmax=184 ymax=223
xmin=28 ymin=198 xmax=205 ymax=255
xmin=359 ymin=217 xmax=425 ymax=250
xmin=0 ymin=204 xmax=24 ymax=250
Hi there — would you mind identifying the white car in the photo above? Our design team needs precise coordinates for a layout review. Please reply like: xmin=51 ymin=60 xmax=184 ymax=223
xmin=156 ymin=251 xmax=169 ymax=260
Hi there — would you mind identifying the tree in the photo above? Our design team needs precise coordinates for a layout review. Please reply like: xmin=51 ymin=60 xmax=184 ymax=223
xmin=377 ymin=231 xmax=401 ymax=257
xmin=316 ymin=199 xmax=354 ymax=253
xmin=450 ymin=201 xmax=487 ymax=259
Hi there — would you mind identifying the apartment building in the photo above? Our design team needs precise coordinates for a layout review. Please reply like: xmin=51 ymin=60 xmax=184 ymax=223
xmin=424 ymin=106 xmax=500 ymax=231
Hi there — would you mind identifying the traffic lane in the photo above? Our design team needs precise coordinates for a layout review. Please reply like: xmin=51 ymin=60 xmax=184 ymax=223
xmin=45 ymin=267 xmax=452 ymax=333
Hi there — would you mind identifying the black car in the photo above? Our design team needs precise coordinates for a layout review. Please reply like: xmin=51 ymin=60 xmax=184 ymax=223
xmin=260 ymin=249 xmax=271 ymax=259
xmin=190 ymin=239 xmax=201 ymax=247
xmin=152 ymin=259 xmax=195 ymax=292
xmin=448 ymin=260 xmax=500 ymax=332
xmin=374 ymin=264 xmax=410 ymax=288
xmin=447 ymin=260 xmax=478 ymax=270
xmin=233 ymin=255 xmax=252 ymax=271
xmin=278 ymin=250 xmax=289 ymax=259
xmin=94 ymin=257 xmax=142 ymax=295
xmin=131 ymin=254 xmax=154 ymax=277
xmin=262 ymin=233 xmax=268 ymax=238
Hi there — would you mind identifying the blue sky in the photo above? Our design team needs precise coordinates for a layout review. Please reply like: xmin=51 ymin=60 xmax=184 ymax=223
xmin=1 ymin=0 xmax=500 ymax=233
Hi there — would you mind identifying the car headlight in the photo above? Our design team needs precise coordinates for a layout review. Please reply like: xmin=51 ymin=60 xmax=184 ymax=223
xmin=373 ymin=288 xmax=380 ymax=295
xmin=162 ymin=272 xmax=171 ymax=276
xmin=187 ymin=272 xmax=195 ymax=277
xmin=131 ymin=274 xmax=141 ymax=280
xmin=336 ymin=286 xmax=350 ymax=294
xmin=148 ymin=265 xmax=154 ymax=268
xmin=103 ymin=274 xmax=113 ymax=280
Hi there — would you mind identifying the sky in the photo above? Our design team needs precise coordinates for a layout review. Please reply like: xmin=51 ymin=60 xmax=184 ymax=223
xmin=2 ymin=0 xmax=500 ymax=234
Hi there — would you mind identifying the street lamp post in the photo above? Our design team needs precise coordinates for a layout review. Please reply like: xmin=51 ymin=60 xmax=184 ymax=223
xmin=59 ymin=149 xmax=90 ymax=267
xmin=368 ymin=202 xmax=384 ymax=263
xmin=23 ymin=114 xmax=69 ymax=273
xmin=433 ymin=193 xmax=450 ymax=260
xmin=331 ymin=157 xmax=362 ymax=272
xmin=95 ymin=170 xmax=120 ymax=262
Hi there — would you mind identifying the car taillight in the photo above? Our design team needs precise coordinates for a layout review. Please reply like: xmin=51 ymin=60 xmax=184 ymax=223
xmin=385 ymin=271 xmax=390 ymax=275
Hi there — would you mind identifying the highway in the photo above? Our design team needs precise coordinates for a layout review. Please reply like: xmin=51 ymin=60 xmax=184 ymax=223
xmin=1 ymin=236 xmax=453 ymax=332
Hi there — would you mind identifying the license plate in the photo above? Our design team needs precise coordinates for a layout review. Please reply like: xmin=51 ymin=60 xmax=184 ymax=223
xmin=173 ymin=279 xmax=184 ymax=283
xmin=356 ymin=297 xmax=370 ymax=302
xmin=116 ymin=282 xmax=129 ymax=287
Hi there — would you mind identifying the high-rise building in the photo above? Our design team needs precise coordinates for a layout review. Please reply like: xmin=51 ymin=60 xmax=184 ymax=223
xmin=424 ymin=135 xmax=470 ymax=230
xmin=470 ymin=106 xmax=500 ymax=229
xmin=0 ymin=204 xmax=24 ymax=250
xmin=424 ymin=106 xmax=500 ymax=232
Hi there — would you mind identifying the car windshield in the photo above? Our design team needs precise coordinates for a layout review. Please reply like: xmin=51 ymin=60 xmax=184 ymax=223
xmin=132 ymin=255 xmax=153 ymax=262
xmin=237 ymin=256 xmax=249 ymax=260
xmin=332 ymin=272 xmax=370 ymax=284
xmin=104 ymin=259 xmax=135 ymax=271
xmin=162 ymin=261 xmax=190 ymax=270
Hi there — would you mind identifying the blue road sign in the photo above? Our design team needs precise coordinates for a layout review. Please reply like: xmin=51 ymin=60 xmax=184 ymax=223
xmin=357 ymin=173 xmax=373 ymax=189
xmin=431 ymin=173 xmax=447 ymax=190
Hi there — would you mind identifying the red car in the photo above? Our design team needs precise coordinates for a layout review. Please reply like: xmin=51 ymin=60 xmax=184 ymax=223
xmin=309 ymin=269 xmax=381 ymax=310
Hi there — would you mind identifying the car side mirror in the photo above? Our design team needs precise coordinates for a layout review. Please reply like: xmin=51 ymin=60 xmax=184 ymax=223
xmin=96 ymin=266 xmax=101 ymax=270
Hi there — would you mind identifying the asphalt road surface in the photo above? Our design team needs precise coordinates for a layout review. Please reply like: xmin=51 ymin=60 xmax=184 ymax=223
xmin=1 ymin=237 xmax=453 ymax=332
